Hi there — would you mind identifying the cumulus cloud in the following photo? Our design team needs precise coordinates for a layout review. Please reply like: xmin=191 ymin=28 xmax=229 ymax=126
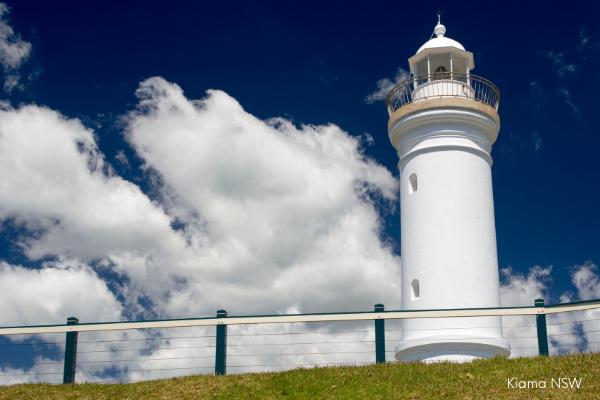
xmin=0 ymin=103 xmax=185 ymax=263
xmin=570 ymin=262 xmax=600 ymax=354
xmin=0 ymin=259 xmax=131 ymax=384
xmin=500 ymin=266 xmax=561 ymax=357
xmin=0 ymin=77 xmax=400 ymax=318
xmin=500 ymin=266 xmax=552 ymax=307
xmin=364 ymin=68 xmax=409 ymax=104
xmin=0 ymin=260 xmax=122 ymax=327
xmin=571 ymin=261 xmax=600 ymax=300
xmin=0 ymin=3 xmax=32 ymax=93
xmin=122 ymin=77 xmax=401 ymax=317
xmin=499 ymin=264 xmax=600 ymax=358
xmin=0 ymin=77 xmax=404 ymax=383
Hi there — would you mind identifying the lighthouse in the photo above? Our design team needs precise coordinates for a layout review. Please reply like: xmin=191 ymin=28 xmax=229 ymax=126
xmin=387 ymin=16 xmax=511 ymax=362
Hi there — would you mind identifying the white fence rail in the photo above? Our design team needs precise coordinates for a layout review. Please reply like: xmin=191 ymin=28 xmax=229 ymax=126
xmin=1 ymin=298 xmax=599 ymax=384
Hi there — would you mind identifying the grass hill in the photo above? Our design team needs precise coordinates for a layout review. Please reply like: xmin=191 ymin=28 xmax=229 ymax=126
xmin=1 ymin=352 xmax=599 ymax=399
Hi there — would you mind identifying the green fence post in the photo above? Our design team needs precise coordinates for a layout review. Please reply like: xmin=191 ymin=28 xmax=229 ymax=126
xmin=63 ymin=317 xmax=79 ymax=384
xmin=375 ymin=304 xmax=385 ymax=364
xmin=215 ymin=310 xmax=227 ymax=375
xmin=535 ymin=298 xmax=549 ymax=356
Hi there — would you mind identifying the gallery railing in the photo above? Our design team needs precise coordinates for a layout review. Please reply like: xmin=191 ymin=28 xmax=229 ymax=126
xmin=386 ymin=73 xmax=500 ymax=116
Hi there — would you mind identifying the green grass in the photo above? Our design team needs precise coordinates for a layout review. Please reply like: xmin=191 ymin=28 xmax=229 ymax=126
xmin=2 ymin=353 xmax=599 ymax=399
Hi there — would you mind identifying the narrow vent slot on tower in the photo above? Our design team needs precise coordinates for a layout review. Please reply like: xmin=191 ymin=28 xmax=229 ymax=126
xmin=409 ymin=174 xmax=417 ymax=194
xmin=411 ymin=279 xmax=420 ymax=300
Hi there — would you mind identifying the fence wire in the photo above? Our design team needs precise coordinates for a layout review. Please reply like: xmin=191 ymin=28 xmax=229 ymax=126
xmin=1 ymin=308 xmax=599 ymax=385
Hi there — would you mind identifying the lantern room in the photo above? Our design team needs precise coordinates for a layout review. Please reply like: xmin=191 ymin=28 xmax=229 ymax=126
xmin=408 ymin=23 xmax=474 ymax=80
xmin=385 ymin=16 xmax=500 ymax=120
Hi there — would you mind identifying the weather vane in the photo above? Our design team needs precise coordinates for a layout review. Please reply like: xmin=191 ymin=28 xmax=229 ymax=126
xmin=437 ymin=10 xmax=443 ymax=25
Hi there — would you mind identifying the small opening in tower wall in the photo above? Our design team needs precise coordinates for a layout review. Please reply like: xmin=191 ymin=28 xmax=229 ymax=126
xmin=411 ymin=279 xmax=420 ymax=300
xmin=409 ymin=174 xmax=417 ymax=194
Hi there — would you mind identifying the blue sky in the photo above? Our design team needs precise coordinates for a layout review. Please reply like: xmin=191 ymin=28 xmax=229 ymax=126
xmin=0 ymin=0 xmax=599 ymax=325
xmin=9 ymin=0 xmax=599 ymax=301
xmin=2 ymin=0 xmax=600 ymax=384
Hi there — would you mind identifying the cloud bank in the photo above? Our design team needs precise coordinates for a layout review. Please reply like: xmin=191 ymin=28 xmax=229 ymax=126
xmin=0 ymin=76 xmax=401 ymax=323
xmin=0 ymin=76 xmax=405 ymax=382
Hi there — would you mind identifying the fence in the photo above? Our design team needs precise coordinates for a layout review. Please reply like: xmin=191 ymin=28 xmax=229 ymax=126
xmin=385 ymin=73 xmax=500 ymax=116
xmin=1 ymin=298 xmax=600 ymax=384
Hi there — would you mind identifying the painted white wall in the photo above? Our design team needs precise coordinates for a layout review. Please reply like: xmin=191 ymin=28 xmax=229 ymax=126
xmin=412 ymin=80 xmax=474 ymax=100
xmin=388 ymin=108 xmax=510 ymax=362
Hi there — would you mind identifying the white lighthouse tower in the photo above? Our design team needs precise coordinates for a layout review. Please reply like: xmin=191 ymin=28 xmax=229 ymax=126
xmin=387 ymin=17 xmax=511 ymax=362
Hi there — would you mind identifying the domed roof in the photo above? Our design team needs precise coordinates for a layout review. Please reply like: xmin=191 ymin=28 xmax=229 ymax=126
xmin=416 ymin=23 xmax=465 ymax=53
xmin=417 ymin=36 xmax=465 ymax=53
xmin=407 ymin=21 xmax=475 ymax=73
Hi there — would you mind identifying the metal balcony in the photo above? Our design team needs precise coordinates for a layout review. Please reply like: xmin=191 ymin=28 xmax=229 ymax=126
xmin=385 ymin=73 xmax=500 ymax=116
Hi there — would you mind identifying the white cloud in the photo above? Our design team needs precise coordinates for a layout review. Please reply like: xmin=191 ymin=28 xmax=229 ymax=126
xmin=500 ymin=265 xmax=552 ymax=308
xmin=570 ymin=261 xmax=600 ymax=300
xmin=0 ymin=260 xmax=122 ymax=327
xmin=114 ymin=149 xmax=131 ymax=169
xmin=122 ymin=77 xmax=401 ymax=317
xmin=0 ymin=103 xmax=185 ymax=266
xmin=3 ymin=72 xmax=18 ymax=92
xmin=557 ymin=87 xmax=581 ymax=117
xmin=364 ymin=68 xmax=409 ymax=104
xmin=0 ymin=81 xmax=403 ymax=382
xmin=0 ymin=259 xmax=132 ymax=385
xmin=570 ymin=261 xmax=600 ymax=353
xmin=500 ymin=266 xmax=558 ymax=357
xmin=499 ymin=264 xmax=600 ymax=358
xmin=0 ymin=76 xmax=401 ymax=322
xmin=577 ymin=27 xmax=589 ymax=52
xmin=0 ymin=3 xmax=32 ymax=93
xmin=538 ymin=51 xmax=578 ymax=77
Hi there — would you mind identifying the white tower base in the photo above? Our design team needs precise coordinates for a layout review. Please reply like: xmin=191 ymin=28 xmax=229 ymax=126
xmin=389 ymin=103 xmax=511 ymax=363
xmin=395 ymin=334 xmax=510 ymax=363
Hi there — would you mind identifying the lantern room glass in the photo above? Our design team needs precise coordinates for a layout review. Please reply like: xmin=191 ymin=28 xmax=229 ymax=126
xmin=412 ymin=51 xmax=470 ymax=87
xmin=452 ymin=54 xmax=467 ymax=74
xmin=429 ymin=53 xmax=451 ymax=80
xmin=414 ymin=57 xmax=427 ymax=85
